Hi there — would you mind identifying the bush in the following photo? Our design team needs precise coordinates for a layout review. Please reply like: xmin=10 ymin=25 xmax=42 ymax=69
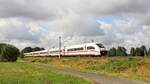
xmin=0 ymin=43 xmax=20 ymax=62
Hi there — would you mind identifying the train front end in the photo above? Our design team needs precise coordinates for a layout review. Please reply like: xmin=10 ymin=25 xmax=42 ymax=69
xmin=96 ymin=43 xmax=108 ymax=56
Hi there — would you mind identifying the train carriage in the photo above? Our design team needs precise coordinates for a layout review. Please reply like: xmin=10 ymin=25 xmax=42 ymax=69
xmin=24 ymin=42 xmax=107 ymax=57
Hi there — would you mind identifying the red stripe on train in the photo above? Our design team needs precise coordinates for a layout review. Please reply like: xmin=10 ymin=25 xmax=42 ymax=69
xmin=50 ymin=50 xmax=98 ymax=54
xmin=67 ymin=50 xmax=97 ymax=53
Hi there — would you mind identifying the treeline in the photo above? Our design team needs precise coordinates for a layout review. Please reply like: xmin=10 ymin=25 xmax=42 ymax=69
xmin=108 ymin=45 xmax=150 ymax=56
xmin=21 ymin=47 xmax=45 ymax=53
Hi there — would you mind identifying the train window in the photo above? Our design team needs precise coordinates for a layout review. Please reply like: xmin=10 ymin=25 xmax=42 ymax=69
xmin=87 ymin=46 xmax=95 ymax=50
xmin=67 ymin=49 xmax=71 ymax=51
xmin=76 ymin=47 xmax=83 ymax=51
xmin=68 ymin=49 xmax=74 ymax=51
xmin=96 ymin=44 xmax=104 ymax=48
xmin=68 ymin=47 xmax=83 ymax=51
xmin=77 ymin=48 xmax=83 ymax=50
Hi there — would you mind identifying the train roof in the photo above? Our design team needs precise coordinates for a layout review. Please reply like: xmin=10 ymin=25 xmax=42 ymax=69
xmin=66 ymin=42 xmax=102 ymax=49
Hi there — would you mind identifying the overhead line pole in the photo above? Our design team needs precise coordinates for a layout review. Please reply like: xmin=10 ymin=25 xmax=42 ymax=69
xmin=59 ymin=36 xmax=61 ymax=59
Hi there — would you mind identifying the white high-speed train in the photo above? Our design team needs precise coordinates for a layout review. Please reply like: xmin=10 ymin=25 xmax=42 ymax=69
xmin=24 ymin=42 xmax=107 ymax=57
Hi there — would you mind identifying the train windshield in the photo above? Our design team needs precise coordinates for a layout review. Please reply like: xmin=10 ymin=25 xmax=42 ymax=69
xmin=96 ymin=44 xmax=104 ymax=48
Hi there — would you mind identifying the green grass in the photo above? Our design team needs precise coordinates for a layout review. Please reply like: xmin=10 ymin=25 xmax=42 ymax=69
xmin=0 ymin=62 xmax=91 ymax=84
xmin=24 ymin=57 xmax=150 ymax=83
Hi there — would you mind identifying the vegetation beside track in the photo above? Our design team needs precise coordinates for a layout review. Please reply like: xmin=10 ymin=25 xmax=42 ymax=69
xmin=0 ymin=62 xmax=91 ymax=84
xmin=24 ymin=56 xmax=150 ymax=83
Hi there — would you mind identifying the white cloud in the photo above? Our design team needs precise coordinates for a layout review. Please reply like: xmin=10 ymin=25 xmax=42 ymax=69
xmin=0 ymin=0 xmax=150 ymax=50
xmin=47 ymin=13 xmax=104 ymax=36
xmin=75 ymin=0 xmax=149 ymax=16
xmin=0 ymin=18 xmax=46 ymax=49
xmin=114 ymin=18 xmax=141 ymax=34
xmin=99 ymin=21 xmax=113 ymax=34
xmin=0 ymin=18 xmax=37 ymax=41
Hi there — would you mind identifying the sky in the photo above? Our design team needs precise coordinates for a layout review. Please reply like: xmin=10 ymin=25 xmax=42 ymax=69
xmin=0 ymin=0 xmax=150 ymax=50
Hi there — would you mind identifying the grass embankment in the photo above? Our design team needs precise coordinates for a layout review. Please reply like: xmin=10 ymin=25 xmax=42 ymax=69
xmin=0 ymin=62 xmax=91 ymax=84
xmin=24 ymin=57 xmax=150 ymax=83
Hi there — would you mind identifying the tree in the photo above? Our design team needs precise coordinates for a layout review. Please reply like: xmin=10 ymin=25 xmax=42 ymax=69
xmin=116 ymin=46 xmax=127 ymax=56
xmin=135 ymin=47 xmax=144 ymax=56
xmin=33 ymin=47 xmax=45 ymax=51
xmin=141 ymin=45 xmax=147 ymax=56
xmin=0 ymin=43 xmax=20 ymax=62
xmin=130 ymin=47 xmax=136 ymax=56
xmin=147 ymin=48 xmax=150 ymax=56
xmin=21 ymin=47 xmax=45 ymax=53
xmin=21 ymin=47 xmax=33 ymax=53
xmin=108 ymin=47 xmax=116 ymax=56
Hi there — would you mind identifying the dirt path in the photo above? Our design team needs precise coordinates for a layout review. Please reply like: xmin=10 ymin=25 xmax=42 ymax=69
xmin=31 ymin=63 xmax=148 ymax=84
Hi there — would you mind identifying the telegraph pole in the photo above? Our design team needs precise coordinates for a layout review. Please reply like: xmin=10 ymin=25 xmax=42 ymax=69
xmin=59 ymin=36 xmax=61 ymax=59
xmin=64 ymin=46 xmax=66 ymax=56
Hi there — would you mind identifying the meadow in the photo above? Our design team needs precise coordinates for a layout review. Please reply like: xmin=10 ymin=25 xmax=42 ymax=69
xmin=0 ymin=62 xmax=91 ymax=84
xmin=24 ymin=56 xmax=150 ymax=83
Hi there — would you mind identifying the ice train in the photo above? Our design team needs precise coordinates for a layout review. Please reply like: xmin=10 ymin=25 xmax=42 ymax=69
xmin=24 ymin=42 xmax=107 ymax=57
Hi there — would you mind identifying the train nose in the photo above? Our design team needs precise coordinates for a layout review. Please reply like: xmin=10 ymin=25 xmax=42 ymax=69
xmin=100 ymin=51 xmax=107 ymax=56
